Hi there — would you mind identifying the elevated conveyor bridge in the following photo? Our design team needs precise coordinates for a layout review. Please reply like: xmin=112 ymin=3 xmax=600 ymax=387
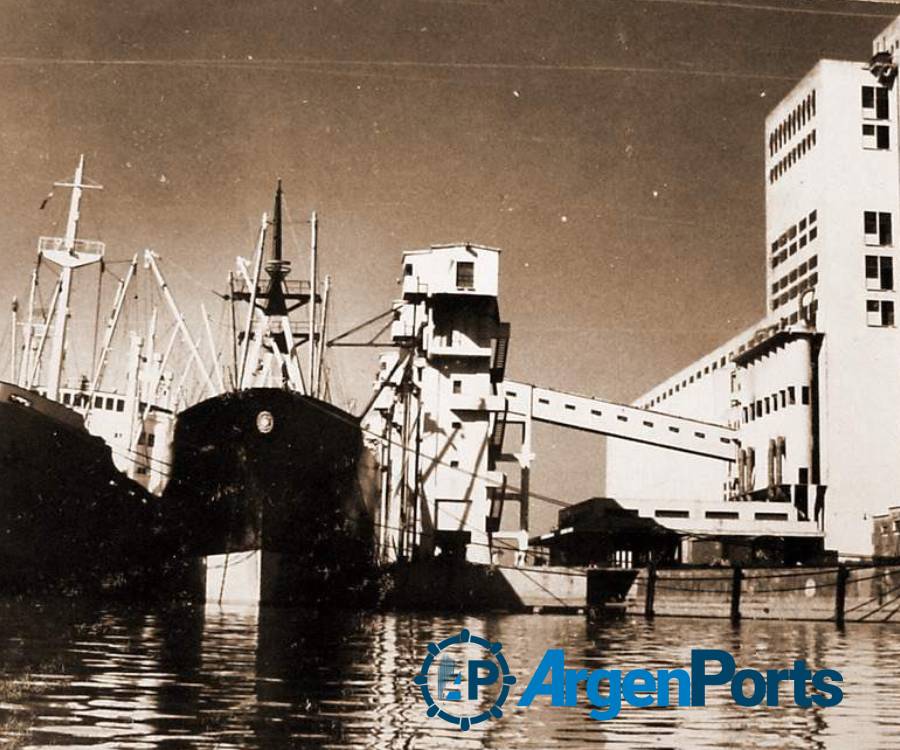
xmin=497 ymin=380 xmax=737 ymax=462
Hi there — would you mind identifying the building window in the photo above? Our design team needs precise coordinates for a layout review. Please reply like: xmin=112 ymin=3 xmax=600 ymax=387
xmin=867 ymin=299 xmax=895 ymax=327
xmin=865 ymin=211 xmax=893 ymax=245
xmin=116 ymin=399 xmax=125 ymax=412
xmin=451 ymin=421 xmax=462 ymax=429
xmin=862 ymin=86 xmax=890 ymax=119
xmin=452 ymin=379 xmax=462 ymax=394
xmin=866 ymin=255 xmax=894 ymax=290
xmin=863 ymin=124 xmax=891 ymax=150
xmin=62 ymin=393 xmax=71 ymax=405
xmin=456 ymin=261 xmax=475 ymax=289
xmin=404 ymin=263 xmax=413 ymax=276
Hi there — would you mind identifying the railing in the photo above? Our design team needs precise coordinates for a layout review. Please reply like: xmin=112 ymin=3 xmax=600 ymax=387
xmin=233 ymin=278 xmax=311 ymax=296
xmin=39 ymin=236 xmax=105 ymax=256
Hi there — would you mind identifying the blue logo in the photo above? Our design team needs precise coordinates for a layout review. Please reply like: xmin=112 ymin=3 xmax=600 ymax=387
xmin=416 ymin=641 xmax=845 ymax=727
xmin=413 ymin=629 xmax=516 ymax=730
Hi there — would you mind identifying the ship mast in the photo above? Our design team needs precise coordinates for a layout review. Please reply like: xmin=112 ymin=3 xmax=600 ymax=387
xmin=309 ymin=210 xmax=318 ymax=395
xmin=40 ymin=155 xmax=104 ymax=402
xmin=8 ymin=297 xmax=17 ymax=381
xmin=17 ymin=265 xmax=39 ymax=386
xmin=231 ymin=182 xmax=322 ymax=394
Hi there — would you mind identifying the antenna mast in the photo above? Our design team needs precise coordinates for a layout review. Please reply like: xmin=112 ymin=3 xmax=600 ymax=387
xmin=40 ymin=155 xmax=104 ymax=402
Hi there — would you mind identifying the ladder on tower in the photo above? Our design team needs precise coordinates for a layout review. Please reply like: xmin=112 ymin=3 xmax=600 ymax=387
xmin=488 ymin=401 xmax=509 ymax=467
xmin=490 ymin=323 xmax=511 ymax=384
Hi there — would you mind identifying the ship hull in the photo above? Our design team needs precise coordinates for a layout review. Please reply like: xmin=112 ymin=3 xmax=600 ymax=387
xmin=0 ymin=382 xmax=164 ymax=593
xmin=162 ymin=388 xmax=380 ymax=607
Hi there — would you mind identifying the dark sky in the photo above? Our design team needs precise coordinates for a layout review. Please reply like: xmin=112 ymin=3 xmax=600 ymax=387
xmin=2 ymin=0 xmax=898 ymax=528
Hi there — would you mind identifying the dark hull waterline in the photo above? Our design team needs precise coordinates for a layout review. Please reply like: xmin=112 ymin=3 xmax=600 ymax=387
xmin=162 ymin=388 xmax=380 ymax=607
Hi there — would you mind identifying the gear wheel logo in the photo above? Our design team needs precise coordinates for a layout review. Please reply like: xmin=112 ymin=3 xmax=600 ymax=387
xmin=413 ymin=629 xmax=516 ymax=730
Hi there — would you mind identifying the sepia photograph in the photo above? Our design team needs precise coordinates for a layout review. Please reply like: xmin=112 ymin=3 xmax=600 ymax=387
xmin=1 ymin=0 xmax=900 ymax=747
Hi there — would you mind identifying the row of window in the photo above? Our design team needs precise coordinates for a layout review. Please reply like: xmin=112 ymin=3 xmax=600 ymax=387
xmin=403 ymin=260 xmax=476 ymax=290
xmin=768 ymin=90 xmax=816 ymax=157
xmin=771 ymin=272 xmax=818 ymax=311
xmin=644 ymin=354 xmax=729 ymax=408
xmin=643 ymin=298 xmax=821 ymax=411
xmin=742 ymin=385 xmax=810 ymax=424
xmin=771 ymin=210 xmax=818 ymax=269
xmin=654 ymin=509 xmax=790 ymax=521
xmin=779 ymin=299 xmax=818 ymax=328
xmin=770 ymin=210 xmax=817 ymax=255
xmin=860 ymin=85 xmax=891 ymax=150
xmin=62 ymin=391 xmax=126 ymax=412
xmin=768 ymin=130 xmax=816 ymax=184
xmin=771 ymin=255 xmax=818 ymax=295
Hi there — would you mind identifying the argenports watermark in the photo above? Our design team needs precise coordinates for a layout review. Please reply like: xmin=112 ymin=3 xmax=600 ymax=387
xmin=415 ymin=632 xmax=844 ymax=728
xmin=412 ymin=629 xmax=517 ymax=730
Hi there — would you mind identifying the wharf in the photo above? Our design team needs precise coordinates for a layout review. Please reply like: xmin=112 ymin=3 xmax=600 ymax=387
xmin=385 ymin=559 xmax=900 ymax=622
xmin=627 ymin=564 xmax=900 ymax=623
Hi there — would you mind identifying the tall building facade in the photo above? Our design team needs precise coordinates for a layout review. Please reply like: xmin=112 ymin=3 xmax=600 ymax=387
xmin=606 ymin=18 xmax=900 ymax=558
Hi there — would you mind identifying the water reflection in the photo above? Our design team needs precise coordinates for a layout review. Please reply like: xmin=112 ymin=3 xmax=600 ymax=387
xmin=0 ymin=599 xmax=898 ymax=748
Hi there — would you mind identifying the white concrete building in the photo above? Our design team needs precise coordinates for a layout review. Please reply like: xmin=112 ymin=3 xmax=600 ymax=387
xmin=607 ymin=18 xmax=900 ymax=559
xmin=367 ymin=244 xmax=510 ymax=564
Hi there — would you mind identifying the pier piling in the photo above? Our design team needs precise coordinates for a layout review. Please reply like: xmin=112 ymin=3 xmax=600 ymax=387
xmin=645 ymin=563 xmax=657 ymax=618
xmin=835 ymin=563 xmax=849 ymax=626
xmin=730 ymin=566 xmax=743 ymax=624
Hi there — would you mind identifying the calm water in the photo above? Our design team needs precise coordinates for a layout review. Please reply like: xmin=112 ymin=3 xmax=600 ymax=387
xmin=0 ymin=600 xmax=898 ymax=749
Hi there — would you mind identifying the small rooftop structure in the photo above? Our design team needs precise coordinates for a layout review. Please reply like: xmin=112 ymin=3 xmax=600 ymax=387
xmin=532 ymin=497 xmax=682 ymax=568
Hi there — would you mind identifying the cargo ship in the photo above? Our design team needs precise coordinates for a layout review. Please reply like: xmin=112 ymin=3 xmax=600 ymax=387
xmin=0 ymin=157 xmax=168 ymax=593
xmin=0 ymin=381 xmax=164 ymax=591
xmin=161 ymin=182 xmax=380 ymax=607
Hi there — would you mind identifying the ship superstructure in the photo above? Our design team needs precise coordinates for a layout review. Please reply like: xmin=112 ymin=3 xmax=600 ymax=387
xmin=162 ymin=182 xmax=378 ymax=606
